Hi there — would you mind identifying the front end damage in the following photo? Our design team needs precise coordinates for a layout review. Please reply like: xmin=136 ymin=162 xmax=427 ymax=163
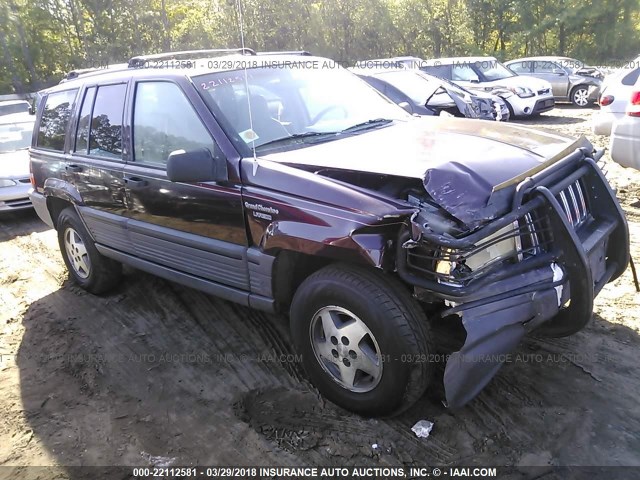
xmin=396 ymin=146 xmax=630 ymax=409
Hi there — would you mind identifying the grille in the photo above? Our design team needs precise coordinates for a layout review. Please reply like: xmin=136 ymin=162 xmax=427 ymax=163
xmin=556 ymin=180 xmax=589 ymax=228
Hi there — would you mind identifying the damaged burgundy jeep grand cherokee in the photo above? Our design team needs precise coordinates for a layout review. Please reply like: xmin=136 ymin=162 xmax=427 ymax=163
xmin=29 ymin=50 xmax=629 ymax=416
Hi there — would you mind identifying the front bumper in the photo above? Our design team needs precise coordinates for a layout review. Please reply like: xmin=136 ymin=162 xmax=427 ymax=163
xmin=0 ymin=180 xmax=32 ymax=212
xmin=28 ymin=189 xmax=54 ymax=228
xmin=506 ymin=94 xmax=555 ymax=117
xmin=397 ymin=149 xmax=630 ymax=408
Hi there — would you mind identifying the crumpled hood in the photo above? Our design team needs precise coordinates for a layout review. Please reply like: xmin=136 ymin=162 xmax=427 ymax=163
xmin=0 ymin=149 xmax=30 ymax=178
xmin=261 ymin=117 xmax=591 ymax=226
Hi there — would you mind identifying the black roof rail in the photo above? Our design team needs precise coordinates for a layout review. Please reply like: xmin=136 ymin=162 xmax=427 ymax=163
xmin=60 ymin=63 xmax=130 ymax=83
xmin=128 ymin=48 xmax=256 ymax=68
xmin=256 ymin=51 xmax=312 ymax=56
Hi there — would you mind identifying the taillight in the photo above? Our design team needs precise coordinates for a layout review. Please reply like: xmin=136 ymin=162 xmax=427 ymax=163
xmin=628 ymin=91 xmax=640 ymax=117
xmin=599 ymin=94 xmax=614 ymax=106
xmin=29 ymin=159 xmax=35 ymax=188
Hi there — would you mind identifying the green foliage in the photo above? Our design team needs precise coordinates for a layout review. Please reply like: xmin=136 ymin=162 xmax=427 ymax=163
xmin=1 ymin=0 xmax=639 ymax=93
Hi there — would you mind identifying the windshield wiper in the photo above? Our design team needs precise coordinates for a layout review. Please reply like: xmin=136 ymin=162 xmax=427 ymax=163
xmin=255 ymin=131 xmax=337 ymax=150
xmin=340 ymin=118 xmax=393 ymax=133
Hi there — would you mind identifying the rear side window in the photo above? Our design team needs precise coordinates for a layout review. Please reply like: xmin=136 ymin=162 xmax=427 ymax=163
xmin=89 ymin=84 xmax=126 ymax=159
xmin=37 ymin=89 xmax=78 ymax=151
xmin=622 ymin=68 xmax=640 ymax=86
xmin=74 ymin=87 xmax=96 ymax=153
xmin=133 ymin=81 xmax=217 ymax=166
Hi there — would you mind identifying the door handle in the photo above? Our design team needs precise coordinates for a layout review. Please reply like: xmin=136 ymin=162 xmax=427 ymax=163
xmin=65 ymin=164 xmax=82 ymax=173
xmin=124 ymin=176 xmax=148 ymax=188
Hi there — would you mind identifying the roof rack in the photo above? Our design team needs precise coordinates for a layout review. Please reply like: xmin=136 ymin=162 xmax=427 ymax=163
xmin=62 ymin=63 xmax=130 ymax=82
xmin=256 ymin=51 xmax=312 ymax=56
xmin=128 ymin=48 xmax=256 ymax=68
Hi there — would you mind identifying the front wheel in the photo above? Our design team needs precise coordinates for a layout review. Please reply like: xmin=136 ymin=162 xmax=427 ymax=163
xmin=571 ymin=86 xmax=591 ymax=107
xmin=57 ymin=207 xmax=122 ymax=294
xmin=290 ymin=264 xmax=433 ymax=416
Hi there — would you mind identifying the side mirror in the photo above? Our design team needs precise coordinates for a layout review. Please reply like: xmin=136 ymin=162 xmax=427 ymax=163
xmin=166 ymin=148 xmax=228 ymax=183
xmin=398 ymin=101 xmax=414 ymax=114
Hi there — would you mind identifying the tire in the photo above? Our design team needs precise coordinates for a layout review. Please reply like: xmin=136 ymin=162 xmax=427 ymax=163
xmin=571 ymin=86 xmax=591 ymax=107
xmin=290 ymin=263 xmax=433 ymax=416
xmin=57 ymin=207 xmax=122 ymax=294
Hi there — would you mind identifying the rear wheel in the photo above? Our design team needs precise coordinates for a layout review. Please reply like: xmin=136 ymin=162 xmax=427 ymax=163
xmin=290 ymin=264 xmax=433 ymax=416
xmin=571 ymin=86 xmax=591 ymax=107
xmin=57 ymin=207 xmax=122 ymax=294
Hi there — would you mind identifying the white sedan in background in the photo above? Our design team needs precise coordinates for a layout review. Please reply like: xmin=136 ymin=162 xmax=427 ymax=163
xmin=593 ymin=60 xmax=640 ymax=136
xmin=609 ymin=75 xmax=640 ymax=171
xmin=0 ymin=113 xmax=34 ymax=212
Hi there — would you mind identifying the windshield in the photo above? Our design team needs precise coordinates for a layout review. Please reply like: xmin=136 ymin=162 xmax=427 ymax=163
xmin=474 ymin=60 xmax=516 ymax=81
xmin=194 ymin=64 xmax=408 ymax=151
xmin=0 ymin=120 xmax=34 ymax=153
xmin=374 ymin=71 xmax=440 ymax=105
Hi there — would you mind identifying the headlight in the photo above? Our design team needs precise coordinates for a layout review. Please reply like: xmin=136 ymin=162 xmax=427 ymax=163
xmin=508 ymin=86 xmax=535 ymax=98
xmin=0 ymin=179 xmax=17 ymax=187
xmin=435 ymin=222 xmax=522 ymax=284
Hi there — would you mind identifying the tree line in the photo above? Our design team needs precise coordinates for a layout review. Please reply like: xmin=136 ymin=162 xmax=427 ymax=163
xmin=1 ymin=0 xmax=639 ymax=94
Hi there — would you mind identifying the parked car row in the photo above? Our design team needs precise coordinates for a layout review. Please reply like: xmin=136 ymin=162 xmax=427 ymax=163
xmin=25 ymin=48 xmax=630 ymax=416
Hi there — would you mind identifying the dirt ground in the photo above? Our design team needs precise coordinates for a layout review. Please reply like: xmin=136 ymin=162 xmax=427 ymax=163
xmin=1 ymin=106 xmax=639 ymax=477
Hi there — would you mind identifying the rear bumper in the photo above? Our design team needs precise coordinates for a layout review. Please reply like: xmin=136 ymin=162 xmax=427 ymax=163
xmin=610 ymin=116 xmax=640 ymax=170
xmin=28 ymin=189 xmax=54 ymax=228
xmin=592 ymin=110 xmax=624 ymax=136
xmin=398 ymin=149 xmax=629 ymax=408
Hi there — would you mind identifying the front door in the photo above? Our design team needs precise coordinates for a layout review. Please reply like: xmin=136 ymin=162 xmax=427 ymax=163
xmin=532 ymin=61 xmax=570 ymax=98
xmin=121 ymin=79 xmax=249 ymax=290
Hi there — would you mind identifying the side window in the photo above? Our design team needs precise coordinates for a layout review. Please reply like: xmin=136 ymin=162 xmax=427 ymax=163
xmin=36 ymin=89 xmax=78 ymax=151
xmin=133 ymin=82 xmax=218 ymax=166
xmin=89 ymin=84 xmax=126 ymax=159
xmin=622 ymin=68 xmax=640 ymax=86
xmin=452 ymin=65 xmax=479 ymax=82
xmin=533 ymin=61 xmax=559 ymax=74
xmin=74 ymin=87 xmax=96 ymax=154
xmin=508 ymin=62 xmax=530 ymax=74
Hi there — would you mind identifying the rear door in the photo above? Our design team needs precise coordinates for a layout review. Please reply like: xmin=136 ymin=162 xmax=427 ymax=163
xmin=65 ymin=82 xmax=131 ymax=252
xmin=30 ymin=88 xmax=79 ymax=201
xmin=121 ymin=78 xmax=249 ymax=290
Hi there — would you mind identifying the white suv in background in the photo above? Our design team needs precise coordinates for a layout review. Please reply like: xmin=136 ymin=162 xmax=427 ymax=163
xmin=420 ymin=56 xmax=555 ymax=118
xmin=609 ymin=75 xmax=640 ymax=171
xmin=593 ymin=61 xmax=640 ymax=136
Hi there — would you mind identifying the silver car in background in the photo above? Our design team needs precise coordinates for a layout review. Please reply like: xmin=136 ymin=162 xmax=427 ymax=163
xmin=0 ymin=113 xmax=34 ymax=212
xmin=505 ymin=56 xmax=603 ymax=107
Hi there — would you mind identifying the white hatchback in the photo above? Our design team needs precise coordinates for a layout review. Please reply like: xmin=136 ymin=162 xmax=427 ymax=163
xmin=593 ymin=61 xmax=640 ymax=136
xmin=609 ymin=76 xmax=640 ymax=171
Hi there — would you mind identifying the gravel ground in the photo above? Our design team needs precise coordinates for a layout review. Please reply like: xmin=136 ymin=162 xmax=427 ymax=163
xmin=0 ymin=105 xmax=639 ymax=478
